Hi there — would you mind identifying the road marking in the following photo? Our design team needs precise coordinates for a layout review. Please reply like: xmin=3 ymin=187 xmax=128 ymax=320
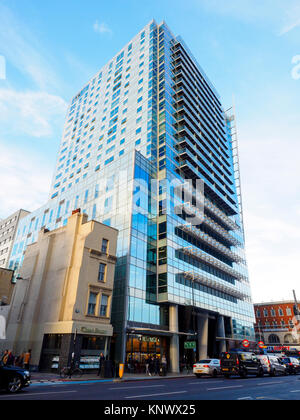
xmin=238 ymin=397 xmax=253 ymax=400
xmin=0 ymin=390 xmax=77 ymax=398
xmin=188 ymin=381 xmax=224 ymax=385
xmin=125 ymin=391 xmax=188 ymax=399
xmin=109 ymin=385 xmax=166 ymax=390
xmin=207 ymin=385 xmax=244 ymax=391
xmin=290 ymin=390 xmax=300 ymax=393
xmin=257 ymin=382 xmax=282 ymax=386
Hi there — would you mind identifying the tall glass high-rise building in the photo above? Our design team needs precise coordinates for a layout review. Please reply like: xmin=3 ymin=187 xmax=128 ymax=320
xmin=9 ymin=20 xmax=255 ymax=372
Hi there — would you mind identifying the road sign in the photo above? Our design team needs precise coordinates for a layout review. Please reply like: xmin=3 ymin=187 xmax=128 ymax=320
xmin=258 ymin=341 xmax=265 ymax=349
xmin=184 ymin=341 xmax=197 ymax=350
xmin=242 ymin=339 xmax=250 ymax=348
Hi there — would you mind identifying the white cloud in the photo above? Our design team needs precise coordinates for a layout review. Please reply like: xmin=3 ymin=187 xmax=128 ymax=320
xmin=0 ymin=4 xmax=62 ymax=91
xmin=280 ymin=18 xmax=300 ymax=35
xmin=0 ymin=89 xmax=67 ymax=138
xmin=238 ymin=113 xmax=300 ymax=302
xmin=279 ymin=2 xmax=300 ymax=35
xmin=0 ymin=142 xmax=53 ymax=218
xmin=93 ymin=21 xmax=112 ymax=36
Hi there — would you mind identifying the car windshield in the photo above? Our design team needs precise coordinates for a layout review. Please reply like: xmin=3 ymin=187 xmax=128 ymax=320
xmin=198 ymin=360 xmax=211 ymax=364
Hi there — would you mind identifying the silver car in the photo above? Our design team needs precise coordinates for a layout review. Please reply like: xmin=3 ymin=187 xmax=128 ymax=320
xmin=193 ymin=359 xmax=221 ymax=378
xmin=258 ymin=355 xmax=287 ymax=376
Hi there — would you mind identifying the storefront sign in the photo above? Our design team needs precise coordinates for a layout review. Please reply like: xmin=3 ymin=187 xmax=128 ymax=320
xmin=80 ymin=327 xmax=107 ymax=335
xmin=141 ymin=336 xmax=159 ymax=343
xmin=184 ymin=341 xmax=197 ymax=350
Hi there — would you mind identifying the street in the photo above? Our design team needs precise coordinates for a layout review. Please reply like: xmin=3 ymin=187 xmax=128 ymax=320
xmin=1 ymin=374 xmax=300 ymax=400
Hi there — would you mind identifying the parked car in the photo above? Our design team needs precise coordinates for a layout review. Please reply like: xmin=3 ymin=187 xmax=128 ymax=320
xmin=280 ymin=357 xmax=300 ymax=375
xmin=0 ymin=362 xmax=31 ymax=393
xmin=221 ymin=351 xmax=264 ymax=379
xmin=193 ymin=359 xmax=221 ymax=378
xmin=258 ymin=355 xmax=287 ymax=376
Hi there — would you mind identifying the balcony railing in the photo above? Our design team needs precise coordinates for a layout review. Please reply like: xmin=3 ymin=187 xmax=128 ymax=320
xmin=179 ymin=246 xmax=247 ymax=281
xmin=175 ymin=202 xmax=204 ymax=225
xmin=183 ymin=271 xmax=248 ymax=301
xmin=204 ymin=198 xmax=240 ymax=232
xmin=178 ymin=224 xmax=244 ymax=264
xmin=203 ymin=215 xmax=241 ymax=247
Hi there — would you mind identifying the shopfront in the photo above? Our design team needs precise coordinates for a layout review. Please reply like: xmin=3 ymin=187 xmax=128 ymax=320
xmin=126 ymin=334 xmax=169 ymax=373
xmin=39 ymin=322 xmax=113 ymax=372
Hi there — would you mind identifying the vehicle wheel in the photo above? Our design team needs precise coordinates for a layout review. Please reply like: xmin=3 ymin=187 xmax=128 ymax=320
xmin=7 ymin=376 xmax=22 ymax=393
xmin=240 ymin=369 xmax=248 ymax=379
xmin=271 ymin=369 xmax=276 ymax=377
xmin=224 ymin=374 xmax=231 ymax=379
xmin=196 ymin=374 xmax=202 ymax=379
xmin=212 ymin=370 xmax=218 ymax=378
xmin=257 ymin=368 xmax=264 ymax=378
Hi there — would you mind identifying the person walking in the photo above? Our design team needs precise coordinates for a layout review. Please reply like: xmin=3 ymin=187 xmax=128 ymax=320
xmin=1 ymin=350 xmax=8 ymax=365
xmin=161 ymin=354 xmax=167 ymax=376
xmin=23 ymin=350 xmax=31 ymax=370
xmin=145 ymin=356 xmax=151 ymax=376
xmin=97 ymin=352 xmax=105 ymax=377
xmin=154 ymin=356 xmax=160 ymax=376
xmin=6 ymin=350 xmax=15 ymax=366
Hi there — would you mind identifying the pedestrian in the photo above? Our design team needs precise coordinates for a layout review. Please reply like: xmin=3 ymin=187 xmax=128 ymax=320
xmin=162 ymin=354 xmax=167 ymax=376
xmin=145 ymin=356 xmax=151 ymax=376
xmin=23 ymin=350 xmax=31 ymax=370
xmin=1 ymin=350 xmax=8 ymax=365
xmin=15 ymin=353 xmax=24 ymax=367
xmin=6 ymin=350 xmax=15 ymax=366
xmin=154 ymin=357 xmax=160 ymax=376
xmin=97 ymin=352 xmax=105 ymax=377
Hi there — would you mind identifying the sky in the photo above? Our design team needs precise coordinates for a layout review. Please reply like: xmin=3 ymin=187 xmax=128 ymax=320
xmin=0 ymin=0 xmax=299 ymax=303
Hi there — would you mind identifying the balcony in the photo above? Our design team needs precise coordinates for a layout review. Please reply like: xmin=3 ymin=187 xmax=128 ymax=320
xmin=204 ymin=198 xmax=240 ymax=232
xmin=175 ymin=202 xmax=204 ymax=225
xmin=203 ymin=215 xmax=241 ymax=247
xmin=179 ymin=246 xmax=246 ymax=281
xmin=178 ymin=224 xmax=244 ymax=264
xmin=183 ymin=271 xmax=248 ymax=301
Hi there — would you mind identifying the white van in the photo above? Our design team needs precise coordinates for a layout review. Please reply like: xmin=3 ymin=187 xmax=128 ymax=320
xmin=258 ymin=354 xmax=287 ymax=376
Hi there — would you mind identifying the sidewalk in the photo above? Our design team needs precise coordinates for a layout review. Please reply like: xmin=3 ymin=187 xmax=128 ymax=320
xmin=30 ymin=371 xmax=195 ymax=385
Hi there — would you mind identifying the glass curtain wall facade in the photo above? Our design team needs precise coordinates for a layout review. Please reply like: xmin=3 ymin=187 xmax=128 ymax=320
xmin=9 ymin=20 xmax=255 ymax=372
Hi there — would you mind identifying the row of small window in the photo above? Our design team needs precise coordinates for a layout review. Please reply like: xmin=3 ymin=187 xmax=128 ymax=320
xmin=257 ymin=320 xmax=296 ymax=328
xmin=0 ymin=216 xmax=17 ymax=231
xmin=0 ymin=247 xmax=9 ymax=256
xmin=0 ymin=236 xmax=12 ymax=247
xmin=257 ymin=308 xmax=296 ymax=318
xmin=0 ymin=227 xmax=14 ymax=238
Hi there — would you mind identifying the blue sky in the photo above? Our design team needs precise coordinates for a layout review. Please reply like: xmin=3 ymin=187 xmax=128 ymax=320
xmin=0 ymin=0 xmax=300 ymax=302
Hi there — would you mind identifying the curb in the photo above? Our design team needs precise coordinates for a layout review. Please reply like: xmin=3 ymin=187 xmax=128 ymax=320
xmin=31 ymin=375 xmax=195 ymax=385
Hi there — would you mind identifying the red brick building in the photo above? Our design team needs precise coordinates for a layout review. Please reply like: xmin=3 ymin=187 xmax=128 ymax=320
xmin=254 ymin=301 xmax=300 ymax=350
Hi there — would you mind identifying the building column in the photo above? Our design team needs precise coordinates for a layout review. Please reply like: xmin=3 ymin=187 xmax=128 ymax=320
xmin=217 ymin=315 xmax=227 ymax=355
xmin=169 ymin=304 xmax=180 ymax=373
xmin=197 ymin=313 xmax=209 ymax=360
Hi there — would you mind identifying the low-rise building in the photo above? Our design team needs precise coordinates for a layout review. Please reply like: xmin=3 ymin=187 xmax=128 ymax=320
xmin=3 ymin=210 xmax=118 ymax=371
xmin=0 ymin=268 xmax=15 ymax=340
xmin=0 ymin=268 xmax=14 ymax=306
xmin=0 ymin=209 xmax=30 ymax=269
xmin=255 ymin=301 xmax=300 ymax=352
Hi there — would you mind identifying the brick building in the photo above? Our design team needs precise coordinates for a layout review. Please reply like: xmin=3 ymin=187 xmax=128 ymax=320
xmin=254 ymin=301 xmax=300 ymax=350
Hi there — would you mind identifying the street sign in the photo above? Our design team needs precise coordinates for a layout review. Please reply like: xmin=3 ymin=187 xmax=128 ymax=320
xmin=242 ymin=339 xmax=250 ymax=348
xmin=184 ymin=341 xmax=197 ymax=350
xmin=258 ymin=341 xmax=265 ymax=349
